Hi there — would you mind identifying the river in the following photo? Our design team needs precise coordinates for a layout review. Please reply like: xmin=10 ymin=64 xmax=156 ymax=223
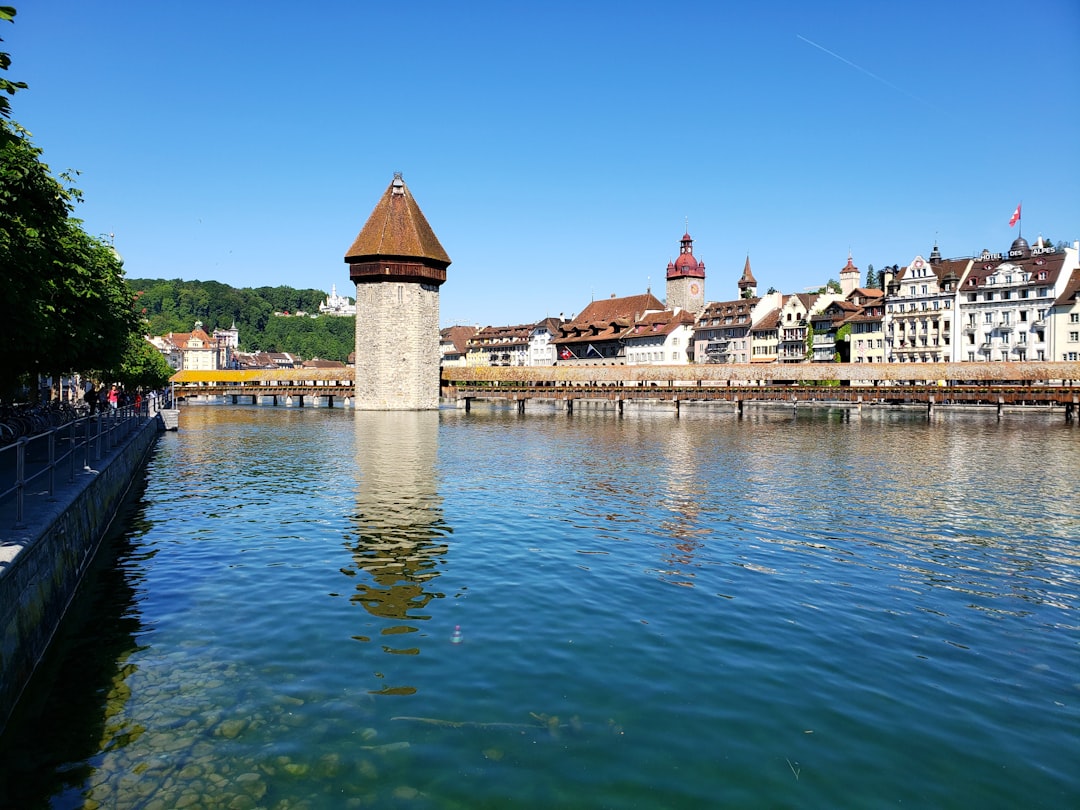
xmin=1 ymin=403 xmax=1077 ymax=809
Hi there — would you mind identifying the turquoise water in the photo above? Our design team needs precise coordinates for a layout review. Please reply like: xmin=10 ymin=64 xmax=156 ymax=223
xmin=1 ymin=404 xmax=1078 ymax=809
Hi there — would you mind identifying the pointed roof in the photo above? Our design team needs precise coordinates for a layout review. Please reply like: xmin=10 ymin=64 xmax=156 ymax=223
xmin=344 ymin=174 xmax=450 ymax=268
xmin=840 ymin=252 xmax=859 ymax=275
xmin=738 ymin=255 xmax=757 ymax=288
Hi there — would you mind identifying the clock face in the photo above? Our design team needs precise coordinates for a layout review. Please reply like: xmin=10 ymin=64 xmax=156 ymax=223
xmin=690 ymin=283 xmax=701 ymax=296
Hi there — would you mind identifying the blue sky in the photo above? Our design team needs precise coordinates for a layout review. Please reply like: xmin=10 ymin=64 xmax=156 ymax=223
xmin=7 ymin=1 xmax=1080 ymax=327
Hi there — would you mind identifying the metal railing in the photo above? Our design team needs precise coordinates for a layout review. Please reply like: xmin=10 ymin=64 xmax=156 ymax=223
xmin=0 ymin=406 xmax=146 ymax=528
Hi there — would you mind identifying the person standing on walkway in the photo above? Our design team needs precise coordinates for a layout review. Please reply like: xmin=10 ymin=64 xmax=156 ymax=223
xmin=108 ymin=386 xmax=119 ymax=410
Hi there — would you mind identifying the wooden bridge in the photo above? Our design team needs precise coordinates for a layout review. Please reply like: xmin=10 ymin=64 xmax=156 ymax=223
xmin=171 ymin=369 xmax=354 ymax=407
xmin=171 ymin=362 xmax=1080 ymax=419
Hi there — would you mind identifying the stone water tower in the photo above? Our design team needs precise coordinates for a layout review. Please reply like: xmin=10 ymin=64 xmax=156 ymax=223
xmin=344 ymin=174 xmax=451 ymax=410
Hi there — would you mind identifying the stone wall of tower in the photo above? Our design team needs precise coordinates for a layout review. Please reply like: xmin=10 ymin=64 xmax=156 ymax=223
xmin=666 ymin=276 xmax=705 ymax=315
xmin=354 ymin=281 xmax=441 ymax=410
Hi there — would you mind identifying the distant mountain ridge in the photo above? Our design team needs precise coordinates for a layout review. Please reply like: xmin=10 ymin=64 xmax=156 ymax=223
xmin=126 ymin=278 xmax=355 ymax=362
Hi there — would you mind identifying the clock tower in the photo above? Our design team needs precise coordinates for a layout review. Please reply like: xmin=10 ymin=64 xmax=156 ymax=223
xmin=665 ymin=231 xmax=706 ymax=315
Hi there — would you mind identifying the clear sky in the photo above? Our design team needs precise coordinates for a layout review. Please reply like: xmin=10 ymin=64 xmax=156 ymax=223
xmin=6 ymin=0 xmax=1080 ymax=327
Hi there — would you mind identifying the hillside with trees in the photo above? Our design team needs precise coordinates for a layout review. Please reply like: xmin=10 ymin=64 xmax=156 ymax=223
xmin=127 ymin=278 xmax=356 ymax=362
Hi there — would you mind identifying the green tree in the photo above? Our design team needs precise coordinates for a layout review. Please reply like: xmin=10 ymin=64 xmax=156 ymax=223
xmin=110 ymin=333 xmax=174 ymax=391
xmin=865 ymin=263 xmax=876 ymax=289
xmin=0 ymin=6 xmax=27 ymax=120
xmin=808 ymin=279 xmax=841 ymax=295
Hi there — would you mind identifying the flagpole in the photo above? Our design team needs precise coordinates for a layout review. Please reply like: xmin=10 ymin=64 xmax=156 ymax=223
xmin=1018 ymin=200 xmax=1022 ymax=239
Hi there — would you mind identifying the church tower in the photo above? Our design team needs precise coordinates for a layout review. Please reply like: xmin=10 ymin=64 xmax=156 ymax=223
xmin=345 ymin=174 xmax=451 ymax=410
xmin=665 ymin=231 xmax=706 ymax=315
xmin=738 ymin=255 xmax=757 ymax=298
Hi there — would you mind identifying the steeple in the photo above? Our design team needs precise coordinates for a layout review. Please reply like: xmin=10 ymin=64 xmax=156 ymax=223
xmin=738 ymin=254 xmax=757 ymax=298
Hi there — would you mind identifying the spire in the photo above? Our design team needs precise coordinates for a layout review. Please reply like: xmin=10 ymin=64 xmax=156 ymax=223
xmin=738 ymin=254 xmax=757 ymax=287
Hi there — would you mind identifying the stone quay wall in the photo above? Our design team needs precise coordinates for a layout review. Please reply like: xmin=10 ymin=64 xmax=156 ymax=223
xmin=0 ymin=415 xmax=162 ymax=734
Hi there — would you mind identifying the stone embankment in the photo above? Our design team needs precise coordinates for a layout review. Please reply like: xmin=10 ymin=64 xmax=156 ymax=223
xmin=0 ymin=412 xmax=164 ymax=734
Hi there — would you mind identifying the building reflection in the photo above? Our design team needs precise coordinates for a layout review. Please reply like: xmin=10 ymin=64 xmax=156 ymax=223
xmin=655 ymin=421 xmax=709 ymax=587
xmin=346 ymin=411 xmax=449 ymax=626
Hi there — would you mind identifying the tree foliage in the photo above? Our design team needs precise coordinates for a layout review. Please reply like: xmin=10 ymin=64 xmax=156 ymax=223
xmin=109 ymin=333 xmax=175 ymax=391
xmin=865 ymin=263 xmax=876 ymax=289
xmin=0 ymin=120 xmax=137 ymax=398
xmin=0 ymin=6 xmax=27 ymax=120
xmin=809 ymin=279 xmax=842 ymax=295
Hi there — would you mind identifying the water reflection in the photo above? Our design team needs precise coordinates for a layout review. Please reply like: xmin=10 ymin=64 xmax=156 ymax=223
xmin=346 ymin=411 xmax=449 ymax=637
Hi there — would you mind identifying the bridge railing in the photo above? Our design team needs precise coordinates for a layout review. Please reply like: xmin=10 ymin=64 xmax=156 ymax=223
xmin=0 ymin=406 xmax=145 ymax=528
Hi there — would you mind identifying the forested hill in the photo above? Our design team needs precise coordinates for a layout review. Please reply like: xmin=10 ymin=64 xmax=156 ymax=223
xmin=126 ymin=278 xmax=355 ymax=362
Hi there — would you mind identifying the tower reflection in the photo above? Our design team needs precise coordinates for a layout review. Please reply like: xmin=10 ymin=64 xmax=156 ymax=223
xmin=346 ymin=411 xmax=449 ymax=627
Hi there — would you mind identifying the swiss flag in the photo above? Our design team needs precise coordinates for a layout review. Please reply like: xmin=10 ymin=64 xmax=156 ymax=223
xmin=560 ymin=348 xmax=572 ymax=360
xmin=1009 ymin=203 xmax=1021 ymax=227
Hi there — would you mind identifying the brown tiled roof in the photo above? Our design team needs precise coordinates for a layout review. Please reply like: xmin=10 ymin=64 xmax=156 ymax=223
xmin=700 ymin=298 xmax=758 ymax=319
xmin=622 ymin=309 xmax=695 ymax=340
xmin=963 ymin=251 xmax=1065 ymax=289
xmin=1052 ymin=267 xmax=1080 ymax=306
xmin=344 ymin=175 xmax=450 ymax=267
xmin=441 ymin=325 xmax=477 ymax=354
xmin=752 ymin=307 xmax=781 ymax=330
xmin=570 ymin=293 xmax=664 ymax=326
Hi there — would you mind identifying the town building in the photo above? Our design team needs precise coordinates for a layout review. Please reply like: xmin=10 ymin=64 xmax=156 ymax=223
xmin=465 ymin=323 xmax=534 ymax=367
xmin=150 ymin=321 xmax=219 ymax=371
xmin=345 ymin=173 xmax=451 ymax=410
xmin=622 ymin=308 xmax=696 ymax=365
xmin=776 ymin=293 xmax=834 ymax=363
xmin=954 ymin=237 xmax=1075 ymax=362
xmin=528 ymin=318 xmax=564 ymax=366
xmin=749 ymin=306 xmax=781 ymax=364
xmin=843 ymin=287 xmax=886 ymax=364
xmin=1049 ymin=265 xmax=1080 ymax=362
xmin=553 ymin=292 xmax=665 ymax=364
xmin=883 ymin=245 xmax=968 ymax=363
xmin=440 ymin=325 xmax=476 ymax=367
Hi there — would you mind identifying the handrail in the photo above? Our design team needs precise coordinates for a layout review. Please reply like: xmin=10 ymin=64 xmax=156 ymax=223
xmin=0 ymin=406 xmax=146 ymax=528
